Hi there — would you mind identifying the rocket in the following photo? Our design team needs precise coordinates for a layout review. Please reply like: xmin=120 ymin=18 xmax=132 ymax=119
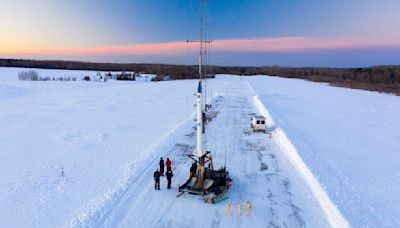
xmin=196 ymin=80 xmax=203 ymax=157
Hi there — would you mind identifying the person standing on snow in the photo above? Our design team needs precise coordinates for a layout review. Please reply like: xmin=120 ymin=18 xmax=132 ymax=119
xmin=154 ymin=169 xmax=161 ymax=190
xmin=166 ymin=169 xmax=173 ymax=189
xmin=166 ymin=157 xmax=172 ymax=172
xmin=159 ymin=157 xmax=165 ymax=176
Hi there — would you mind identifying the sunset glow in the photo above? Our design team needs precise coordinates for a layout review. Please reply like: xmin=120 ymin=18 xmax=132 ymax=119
xmin=4 ymin=37 xmax=400 ymax=56
xmin=1 ymin=0 xmax=400 ymax=66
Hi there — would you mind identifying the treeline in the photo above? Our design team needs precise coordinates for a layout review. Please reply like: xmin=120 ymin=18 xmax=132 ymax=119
xmin=1 ymin=58 xmax=399 ymax=95
xmin=226 ymin=66 xmax=400 ymax=95
xmin=0 ymin=59 xmax=199 ymax=79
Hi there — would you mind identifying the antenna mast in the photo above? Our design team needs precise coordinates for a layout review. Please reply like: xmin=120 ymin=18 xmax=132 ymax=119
xmin=178 ymin=0 xmax=231 ymax=196
xmin=188 ymin=0 xmax=211 ymax=157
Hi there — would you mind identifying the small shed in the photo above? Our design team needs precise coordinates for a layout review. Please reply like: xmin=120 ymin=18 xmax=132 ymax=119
xmin=251 ymin=115 xmax=267 ymax=132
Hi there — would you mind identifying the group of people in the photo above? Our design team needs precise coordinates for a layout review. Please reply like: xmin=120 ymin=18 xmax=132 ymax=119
xmin=153 ymin=157 xmax=173 ymax=190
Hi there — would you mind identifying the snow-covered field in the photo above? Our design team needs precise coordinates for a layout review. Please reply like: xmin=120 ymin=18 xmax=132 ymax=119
xmin=248 ymin=76 xmax=400 ymax=227
xmin=0 ymin=68 xmax=329 ymax=227
xmin=0 ymin=67 xmax=206 ymax=227
xmin=82 ymin=77 xmax=338 ymax=228
xmin=1 ymin=67 xmax=396 ymax=227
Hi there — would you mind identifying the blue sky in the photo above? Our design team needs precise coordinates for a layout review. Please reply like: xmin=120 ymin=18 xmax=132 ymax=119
xmin=1 ymin=0 xmax=400 ymax=67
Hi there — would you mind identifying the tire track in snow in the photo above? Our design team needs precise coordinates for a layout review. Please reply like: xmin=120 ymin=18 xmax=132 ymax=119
xmin=64 ymin=114 xmax=196 ymax=228
xmin=66 ymin=78 xmax=340 ymax=227
xmin=207 ymin=82 xmax=309 ymax=227
xmin=247 ymin=80 xmax=350 ymax=228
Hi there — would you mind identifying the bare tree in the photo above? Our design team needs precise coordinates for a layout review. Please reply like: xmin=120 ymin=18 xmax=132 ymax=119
xmin=18 ymin=70 xmax=39 ymax=81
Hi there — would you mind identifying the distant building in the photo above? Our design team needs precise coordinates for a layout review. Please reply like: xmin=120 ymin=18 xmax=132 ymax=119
xmin=162 ymin=76 xmax=172 ymax=81
xmin=105 ymin=72 xmax=114 ymax=79
xmin=116 ymin=72 xmax=135 ymax=81
xmin=93 ymin=73 xmax=107 ymax=82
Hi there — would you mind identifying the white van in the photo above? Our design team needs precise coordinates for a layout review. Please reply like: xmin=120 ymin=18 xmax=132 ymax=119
xmin=251 ymin=116 xmax=267 ymax=132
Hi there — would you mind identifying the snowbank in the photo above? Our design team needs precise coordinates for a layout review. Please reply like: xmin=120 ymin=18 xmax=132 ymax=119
xmin=252 ymin=94 xmax=349 ymax=228
xmin=248 ymin=75 xmax=400 ymax=227
xmin=0 ymin=68 xmax=232 ymax=227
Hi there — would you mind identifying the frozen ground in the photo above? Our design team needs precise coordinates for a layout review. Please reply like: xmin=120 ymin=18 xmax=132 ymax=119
xmin=248 ymin=76 xmax=400 ymax=227
xmin=2 ymin=68 xmax=397 ymax=228
xmin=0 ymin=68 xmax=349 ymax=227
xmin=80 ymin=77 xmax=335 ymax=228
xmin=0 ymin=67 xmax=204 ymax=227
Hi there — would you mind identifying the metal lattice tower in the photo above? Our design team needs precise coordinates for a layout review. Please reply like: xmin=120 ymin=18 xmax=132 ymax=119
xmin=187 ymin=0 xmax=212 ymax=81
xmin=188 ymin=0 xmax=212 ymax=156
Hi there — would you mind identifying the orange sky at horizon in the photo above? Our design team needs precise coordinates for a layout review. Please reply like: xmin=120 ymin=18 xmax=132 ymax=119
xmin=2 ymin=37 xmax=400 ymax=56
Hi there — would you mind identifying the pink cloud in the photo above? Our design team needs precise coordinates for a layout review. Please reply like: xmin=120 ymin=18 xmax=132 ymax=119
xmin=11 ymin=37 xmax=400 ymax=55
xmin=213 ymin=37 xmax=400 ymax=52
xmin=38 ymin=41 xmax=188 ymax=55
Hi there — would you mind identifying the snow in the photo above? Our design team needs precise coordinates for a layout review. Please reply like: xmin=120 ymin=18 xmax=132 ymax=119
xmin=252 ymin=95 xmax=348 ymax=227
xmin=2 ymin=67 xmax=393 ymax=227
xmin=89 ymin=77 xmax=331 ymax=228
xmin=248 ymin=75 xmax=400 ymax=227
xmin=0 ymin=67 xmax=200 ymax=227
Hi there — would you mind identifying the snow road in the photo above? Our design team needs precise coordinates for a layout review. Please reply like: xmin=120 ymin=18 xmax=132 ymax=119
xmin=69 ymin=77 xmax=336 ymax=227
xmin=248 ymin=75 xmax=400 ymax=227
xmin=1 ymin=68 xmax=349 ymax=227
xmin=0 ymin=68 xmax=230 ymax=227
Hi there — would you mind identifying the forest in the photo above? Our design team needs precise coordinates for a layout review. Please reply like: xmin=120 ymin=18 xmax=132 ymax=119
xmin=1 ymin=58 xmax=399 ymax=95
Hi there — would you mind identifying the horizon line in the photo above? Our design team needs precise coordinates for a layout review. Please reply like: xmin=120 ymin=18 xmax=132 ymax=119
xmin=2 ymin=36 xmax=400 ymax=56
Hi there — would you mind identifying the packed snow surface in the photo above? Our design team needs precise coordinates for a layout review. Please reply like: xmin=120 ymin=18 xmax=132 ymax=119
xmin=1 ymin=67 xmax=391 ymax=227
xmin=248 ymin=75 xmax=400 ymax=227
xmin=85 ymin=77 xmax=336 ymax=228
